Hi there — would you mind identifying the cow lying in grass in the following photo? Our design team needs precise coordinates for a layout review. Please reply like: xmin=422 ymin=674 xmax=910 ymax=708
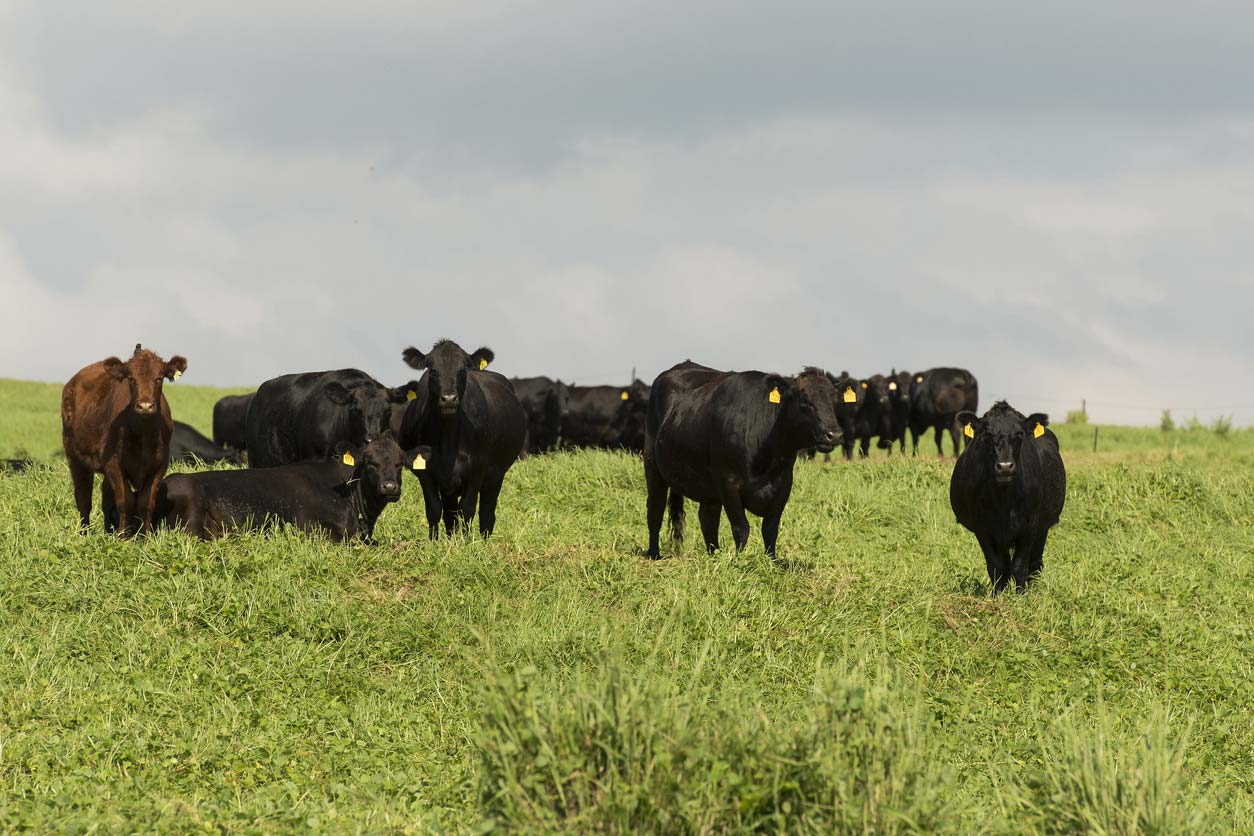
xmin=155 ymin=436 xmax=429 ymax=542
xmin=949 ymin=401 xmax=1066 ymax=593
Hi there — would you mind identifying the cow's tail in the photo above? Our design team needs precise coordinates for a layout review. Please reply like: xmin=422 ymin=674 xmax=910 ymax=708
xmin=667 ymin=488 xmax=685 ymax=545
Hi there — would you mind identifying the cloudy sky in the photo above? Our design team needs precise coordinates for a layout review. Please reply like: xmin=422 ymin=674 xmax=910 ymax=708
xmin=2 ymin=1 xmax=1251 ymax=425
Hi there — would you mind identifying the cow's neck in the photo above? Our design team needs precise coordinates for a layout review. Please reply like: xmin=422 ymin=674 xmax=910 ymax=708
xmin=758 ymin=408 xmax=804 ymax=470
xmin=345 ymin=476 xmax=385 ymax=537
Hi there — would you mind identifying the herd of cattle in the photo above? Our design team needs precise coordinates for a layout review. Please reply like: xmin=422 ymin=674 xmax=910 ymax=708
xmin=55 ymin=340 xmax=1065 ymax=593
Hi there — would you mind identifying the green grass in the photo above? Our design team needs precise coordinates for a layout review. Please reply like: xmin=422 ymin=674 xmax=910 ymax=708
xmin=1 ymin=378 xmax=1252 ymax=833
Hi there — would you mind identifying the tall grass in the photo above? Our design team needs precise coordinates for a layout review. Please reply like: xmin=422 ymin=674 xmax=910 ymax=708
xmin=0 ymin=379 xmax=1251 ymax=833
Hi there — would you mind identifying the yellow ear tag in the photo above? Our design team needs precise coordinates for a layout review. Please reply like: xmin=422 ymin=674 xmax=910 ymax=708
xmin=412 ymin=453 xmax=426 ymax=471
xmin=342 ymin=452 xmax=355 ymax=466
xmin=861 ymin=382 xmax=868 ymax=389
xmin=479 ymin=358 xmax=488 ymax=370
xmin=916 ymin=376 xmax=923 ymax=383
xmin=843 ymin=387 xmax=857 ymax=404
xmin=172 ymin=370 xmax=182 ymax=381
xmin=620 ymin=391 xmax=629 ymax=401
xmin=963 ymin=423 xmax=975 ymax=439
xmin=1033 ymin=423 xmax=1045 ymax=439
xmin=406 ymin=389 xmax=417 ymax=401
xmin=768 ymin=387 xmax=781 ymax=404
xmin=888 ymin=382 xmax=897 ymax=390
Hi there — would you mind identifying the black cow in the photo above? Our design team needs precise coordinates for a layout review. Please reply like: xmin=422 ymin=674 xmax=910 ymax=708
xmin=398 ymin=339 xmax=527 ymax=538
xmin=2 ymin=459 xmax=33 ymax=473
xmin=510 ymin=376 xmax=571 ymax=454
xmin=171 ymin=421 xmax=244 ymax=466
xmin=855 ymin=374 xmax=894 ymax=457
xmin=562 ymin=380 xmax=650 ymax=452
xmin=245 ymin=369 xmax=418 ymax=468
xmin=212 ymin=393 xmax=253 ymax=452
xmin=156 ymin=436 xmax=428 ymax=542
xmin=799 ymin=370 xmax=862 ymax=463
xmin=887 ymin=369 xmax=913 ymax=455
xmin=644 ymin=362 xmax=842 ymax=559
xmin=910 ymin=367 xmax=979 ymax=457
xmin=950 ymin=401 xmax=1065 ymax=593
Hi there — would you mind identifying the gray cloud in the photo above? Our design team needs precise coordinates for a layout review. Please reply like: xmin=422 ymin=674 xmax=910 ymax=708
xmin=1 ymin=1 xmax=1252 ymax=426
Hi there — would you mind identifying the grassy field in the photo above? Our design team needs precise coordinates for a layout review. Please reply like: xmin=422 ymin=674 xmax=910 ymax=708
xmin=1 ymin=377 xmax=1252 ymax=833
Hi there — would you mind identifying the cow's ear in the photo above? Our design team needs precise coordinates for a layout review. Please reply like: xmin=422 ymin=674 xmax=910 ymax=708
xmin=103 ymin=357 xmax=129 ymax=381
xmin=389 ymin=381 xmax=420 ymax=404
xmin=332 ymin=440 xmax=360 ymax=468
xmin=764 ymin=374 xmax=791 ymax=403
xmin=957 ymin=410 xmax=980 ymax=438
xmin=164 ymin=356 xmax=187 ymax=381
xmin=402 ymin=346 xmax=428 ymax=369
xmin=406 ymin=445 xmax=433 ymax=472
xmin=325 ymin=382 xmax=352 ymax=405
xmin=1024 ymin=413 xmax=1049 ymax=437
xmin=470 ymin=347 xmax=494 ymax=371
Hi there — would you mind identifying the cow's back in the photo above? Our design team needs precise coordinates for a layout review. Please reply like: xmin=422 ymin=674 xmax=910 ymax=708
xmin=61 ymin=361 xmax=129 ymax=468
xmin=246 ymin=369 xmax=373 ymax=467
xmin=213 ymin=394 xmax=253 ymax=449
xmin=465 ymin=371 xmax=527 ymax=466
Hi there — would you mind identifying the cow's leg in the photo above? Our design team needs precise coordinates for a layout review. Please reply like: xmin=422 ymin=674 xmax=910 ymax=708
xmin=477 ymin=471 xmax=507 ymax=538
xmin=859 ymin=436 xmax=870 ymax=458
xmin=843 ymin=439 xmax=855 ymax=461
xmin=102 ymin=464 xmax=131 ymax=538
xmin=934 ymin=425 xmax=946 ymax=458
xmin=911 ymin=427 xmax=920 ymax=456
xmin=458 ymin=478 xmax=483 ymax=536
xmin=644 ymin=457 xmax=668 ymax=558
xmin=761 ymin=511 xmax=783 ymax=559
xmin=1020 ymin=529 xmax=1049 ymax=589
xmin=976 ymin=533 xmax=1011 ymax=595
xmin=68 ymin=458 xmax=94 ymax=531
xmin=717 ymin=484 xmax=751 ymax=553
xmin=949 ymin=420 xmax=962 ymax=458
xmin=697 ymin=500 xmax=721 ymax=554
xmin=101 ymin=479 xmax=118 ymax=533
xmin=418 ymin=477 xmax=443 ymax=540
xmin=137 ymin=473 xmax=162 ymax=536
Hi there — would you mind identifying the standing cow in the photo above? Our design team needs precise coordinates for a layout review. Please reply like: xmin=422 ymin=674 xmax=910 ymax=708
xmin=562 ymin=380 xmax=651 ymax=452
xmin=397 ymin=339 xmax=526 ymax=538
xmin=212 ymin=393 xmax=253 ymax=452
xmin=510 ymin=376 xmax=571 ymax=454
xmin=61 ymin=344 xmax=187 ymax=535
xmin=855 ymin=374 xmax=894 ymax=457
xmin=644 ymin=362 xmax=841 ymax=559
xmin=910 ymin=367 xmax=979 ymax=457
xmin=799 ymin=370 xmax=862 ymax=463
xmin=245 ymin=370 xmax=417 ymax=468
xmin=950 ymin=401 xmax=1065 ymax=594
xmin=887 ymin=369 xmax=913 ymax=455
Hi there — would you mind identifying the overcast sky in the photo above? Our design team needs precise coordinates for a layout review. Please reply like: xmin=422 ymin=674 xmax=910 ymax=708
xmin=2 ymin=1 xmax=1252 ymax=425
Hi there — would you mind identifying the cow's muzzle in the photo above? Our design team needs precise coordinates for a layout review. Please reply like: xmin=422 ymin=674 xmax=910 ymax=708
xmin=439 ymin=394 xmax=459 ymax=413
xmin=814 ymin=429 xmax=841 ymax=453
xmin=135 ymin=401 xmax=156 ymax=415
xmin=380 ymin=480 xmax=400 ymax=499
xmin=994 ymin=461 xmax=1016 ymax=484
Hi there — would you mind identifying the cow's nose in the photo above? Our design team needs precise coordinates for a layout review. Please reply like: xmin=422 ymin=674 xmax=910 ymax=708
xmin=822 ymin=430 xmax=840 ymax=445
xmin=995 ymin=461 xmax=1015 ymax=476
xmin=381 ymin=480 xmax=398 ymax=494
xmin=136 ymin=401 xmax=154 ymax=413
xmin=440 ymin=394 xmax=458 ymax=406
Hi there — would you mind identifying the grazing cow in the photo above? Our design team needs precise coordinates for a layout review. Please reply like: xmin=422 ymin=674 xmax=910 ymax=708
xmin=644 ymin=362 xmax=842 ymax=559
xmin=910 ymin=367 xmax=979 ymax=457
xmin=1 ymin=459 xmax=34 ymax=473
xmin=855 ymin=374 xmax=894 ymax=457
xmin=156 ymin=437 xmax=429 ymax=542
xmin=887 ymin=369 xmax=913 ymax=455
xmin=950 ymin=402 xmax=1065 ymax=593
xmin=212 ymin=393 xmax=253 ymax=452
xmin=398 ymin=339 xmax=527 ymax=538
xmin=171 ymin=421 xmax=244 ymax=466
xmin=61 ymin=344 xmax=187 ymax=535
xmin=245 ymin=370 xmax=418 ymax=468
xmin=562 ymin=380 xmax=651 ymax=452
xmin=510 ymin=376 xmax=571 ymax=454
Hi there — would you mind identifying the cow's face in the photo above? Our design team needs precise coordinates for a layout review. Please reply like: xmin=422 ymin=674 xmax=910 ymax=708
xmin=104 ymin=345 xmax=187 ymax=417
xmin=403 ymin=339 xmax=494 ymax=415
xmin=863 ymin=375 xmax=891 ymax=409
xmin=326 ymin=381 xmax=415 ymax=444
xmin=776 ymin=369 xmax=842 ymax=453
xmin=959 ymin=403 xmax=1049 ymax=486
xmin=830 ymin=374 xmax=863 ymax=417
xmin=889 ymin=370 xmax=912 ymax=406
xmin=340 ymin=437 xmax=432 ymax=503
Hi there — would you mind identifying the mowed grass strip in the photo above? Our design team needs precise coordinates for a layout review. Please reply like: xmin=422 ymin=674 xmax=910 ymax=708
xmin=0 ymin=378 xmax=1252 ymax=832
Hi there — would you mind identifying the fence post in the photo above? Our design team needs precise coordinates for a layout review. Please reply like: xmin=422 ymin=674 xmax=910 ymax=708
xmin=1093 ymin=427 xmax=1099 ymax=452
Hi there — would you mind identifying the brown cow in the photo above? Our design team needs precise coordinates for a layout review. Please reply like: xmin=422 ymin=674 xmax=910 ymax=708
xmin=61 ymin=344 xmax=187 ymax=535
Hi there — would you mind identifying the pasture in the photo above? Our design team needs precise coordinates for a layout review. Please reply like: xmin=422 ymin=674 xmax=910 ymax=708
xmin=1 ymin=377 xmax=1252 ymax=833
